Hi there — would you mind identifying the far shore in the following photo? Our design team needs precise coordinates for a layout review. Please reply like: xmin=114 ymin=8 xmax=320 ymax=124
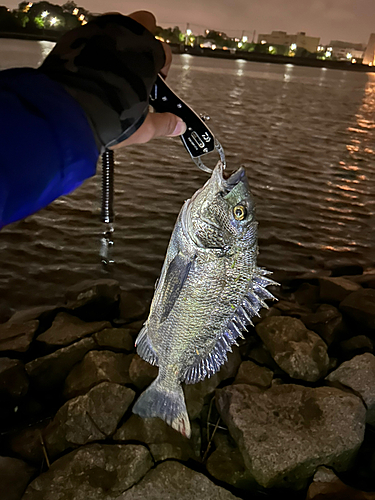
xmin=1 ymin=31 xmax=374 ymax=73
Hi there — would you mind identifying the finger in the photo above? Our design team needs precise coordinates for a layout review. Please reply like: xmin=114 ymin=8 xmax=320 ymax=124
xmin=127 ymin=11 xmax=157 ymax=33
xmin=111 ymin=113 xmax=186 ymax=148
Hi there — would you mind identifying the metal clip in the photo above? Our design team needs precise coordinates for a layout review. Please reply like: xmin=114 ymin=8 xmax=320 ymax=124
xmin=192 ymin=138 xmax=226 ymax=173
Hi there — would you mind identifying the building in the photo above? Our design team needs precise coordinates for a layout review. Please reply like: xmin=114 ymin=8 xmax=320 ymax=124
xmin=363 ymin=34 xmax=375 ymax=65
xmin=328 ymin=40 xmax=365 ymax=61
xmin=257 ymin=31 xmax=320 ymax=54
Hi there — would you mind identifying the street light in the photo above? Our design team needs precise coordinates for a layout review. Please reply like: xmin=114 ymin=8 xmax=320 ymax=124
xmin=41 ymin=10 xmax=48 ymax=17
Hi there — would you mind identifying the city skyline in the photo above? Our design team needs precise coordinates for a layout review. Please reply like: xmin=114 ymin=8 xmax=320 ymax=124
xmin=4 ymin=0 xmax=375 ymax=45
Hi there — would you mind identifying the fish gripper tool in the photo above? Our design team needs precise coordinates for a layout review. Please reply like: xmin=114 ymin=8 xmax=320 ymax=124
xmin=150 ymin=74 xmax=226 ymax=173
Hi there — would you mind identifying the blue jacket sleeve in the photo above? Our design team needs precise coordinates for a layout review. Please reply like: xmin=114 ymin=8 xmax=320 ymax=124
xmin=0 ymin=68 xmax=99 ymax=229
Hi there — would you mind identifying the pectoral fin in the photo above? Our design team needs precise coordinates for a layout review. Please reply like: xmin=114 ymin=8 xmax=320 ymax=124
xmin=159 ymin=252 xmax=195 ymax=323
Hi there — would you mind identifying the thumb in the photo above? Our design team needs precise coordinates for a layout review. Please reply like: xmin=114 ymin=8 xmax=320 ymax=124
xmin=112 ymin=112 xmax=186 ymax=148
xmin=148 ymin=112 xmax=187 ymax=139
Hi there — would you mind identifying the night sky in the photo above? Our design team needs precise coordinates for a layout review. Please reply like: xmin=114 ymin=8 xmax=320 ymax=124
xmin=6 ymin=0 xmax=375 ymax=44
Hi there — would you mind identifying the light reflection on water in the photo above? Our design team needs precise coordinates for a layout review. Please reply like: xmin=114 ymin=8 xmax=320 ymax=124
xmin=0 ymin=41 xmax=374 ymax=312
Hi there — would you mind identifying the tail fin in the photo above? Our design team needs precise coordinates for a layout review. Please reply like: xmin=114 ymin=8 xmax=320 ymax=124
xmin=132 ymin=376 xmax=191 ymax=438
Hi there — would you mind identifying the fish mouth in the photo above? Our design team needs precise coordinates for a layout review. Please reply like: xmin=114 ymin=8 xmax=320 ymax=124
xmin=218 ymin=163 xmax=246 ymax=193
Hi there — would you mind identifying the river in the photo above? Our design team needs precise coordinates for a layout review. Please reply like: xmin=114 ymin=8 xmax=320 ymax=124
xmin=0 ymin=38 xmax=374 ymax=313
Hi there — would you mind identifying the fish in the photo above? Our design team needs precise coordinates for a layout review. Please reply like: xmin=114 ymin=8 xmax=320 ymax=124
xmin=132 ymin=161 xmax=278 ymax=437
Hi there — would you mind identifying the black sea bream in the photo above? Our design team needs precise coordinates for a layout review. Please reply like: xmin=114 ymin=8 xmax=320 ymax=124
xmin=133 ymin=162 xmax=277 ymax=437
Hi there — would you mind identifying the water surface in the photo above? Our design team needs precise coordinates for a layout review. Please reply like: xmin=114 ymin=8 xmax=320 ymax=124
xmin=1 ymin=40 xmax=374 ymax=312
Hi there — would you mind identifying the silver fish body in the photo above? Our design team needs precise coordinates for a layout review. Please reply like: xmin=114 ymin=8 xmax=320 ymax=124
xmin=133 ymin=162 xmax=277 ymax=437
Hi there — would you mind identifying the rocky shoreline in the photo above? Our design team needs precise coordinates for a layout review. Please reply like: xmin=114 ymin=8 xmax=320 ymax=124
xmin=0 ymin=269 xmax=375 ymax=499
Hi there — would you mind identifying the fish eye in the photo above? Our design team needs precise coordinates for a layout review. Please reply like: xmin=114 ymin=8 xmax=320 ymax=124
xmin=233 ymin=205 xmax=246 ymax=221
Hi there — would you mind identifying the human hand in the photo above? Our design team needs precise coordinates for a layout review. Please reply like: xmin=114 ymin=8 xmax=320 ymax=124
xmin=110 ymin=11 xmax=186 ymax=149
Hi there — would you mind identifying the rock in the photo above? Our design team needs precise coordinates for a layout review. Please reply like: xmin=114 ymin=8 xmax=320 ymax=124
xmin=0 ymin=320 xmax=39 ymax=353
xmin=345 ymin=273 xmax=375 ymax=289
xmin=301 ymin=304 xmax=344 ymax=346
xmin=8 ymin=305 xmax=60 ymax=328
xmin=184 ymin=349 xmax=242 ymax=420
xmin=319 ymin=277 xmax=362 ymax=304
xmin=94 ymin=328 xmax=134 ymax=351
xmin=44 ymin=382 xmax=135 ymax=458
xmin=118 ymin=291 xmax=149 ymax=323
xmin=233 ymin=360 xmax=273 ymax=388
xmin=23 ymin=443 xmax=153 ymax=500
xmin=256 ymin=317 xmax=330 ymax=382
xmin=219 ymin=347 xmax=242 ymax=380
xmin=206 ymin=433 xmax=256 ymax=490
xmin=64 ymin=279 xmax=120 ymax=321
xmin=36 ymin=312 xmax=110 ymax=349
xmin=326 ymin=353 xmax=375 ymax=425
xmin=0 ymin=456 xmax=35 ymax=500
xmin=0 ymin=358 xmax=29 ymax=399
xmin=114 ymin=414 xmax=196 ymax=462
xmin=216 ymin=384 xmax=366 ymax=489
xmin=26 ymin=337 xmax=96 ymax=391
xmin=248 ymin=344 xmax=281 ymax=372
xmin=117 ymin=460 xmax=240 ymax=500
xmin=306 ymin=466 xmax=375 ymax=499
xmin=274 ymin=300 xmax=312 ymax=318
xmin=331 ymin=264 xmax=364 ymax=277
xmin=9 ymin=423 xmax=47 ymax=464
xmin=0 ymin=303 xmax=12 ymax=324
xmin=129 ymin=355 xmax=158 ymax=391
xmin=340 ymin=289 xmax=375 ymax=331
xmin=125 ymin=320 xmax=145 ymax=338
xmin=293 ymin=283 xmax=320 ymax=308
xmin=63 ymin=350 xmax=133 ymax=399
xmin=340 ymin=336 xmax=374 ymax=358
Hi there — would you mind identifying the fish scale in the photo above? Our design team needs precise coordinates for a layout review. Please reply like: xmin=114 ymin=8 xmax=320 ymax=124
xmin=133 ymin=161 xmax=278 ymax=437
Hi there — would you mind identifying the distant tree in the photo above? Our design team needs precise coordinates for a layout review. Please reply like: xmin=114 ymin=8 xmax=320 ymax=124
xmin=61 ymin=1 xmax=77 ymax=13
xmin=0 ymin=5 xmax=20 ymax=30
xmin=155 ymin=25 xmax=182 ymax=44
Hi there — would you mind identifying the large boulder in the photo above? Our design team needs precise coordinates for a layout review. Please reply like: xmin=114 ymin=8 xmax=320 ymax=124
xmin=340 ymin=289 xmax=375 ymax=331
xmin=216 ymin=384 xmax=366 ymax=489
xmin=0 ymin=456 xmax=35 ymax=500
xmin=326 ymin=353 xmax=375 ymax=425
xmin=93 ymin=328 xmax=134 ymax=352
xmin=128 ymin=355 xmax=158 ymax=391
xmin=63 ymin=350 xmax=133 ymax=399
xmin=306 ymin=466 xmax=375 ymax=500
xmin=0 ymin=358 xmax=29 ymax=399
xmin=23 ymin=443 xmax=153 ymax=500
xmin=64 ymin=279 xmax=120 ymax=321
xmin=206 ymin=433 xmax=256 ymax=490
xmin=25 ymin=337 xmax=96 ymax=391
xmin=0 ymin=320 xmax=39 ymax=353
xmin=44 ymin=382 xmax=135 ymax=458
xmin=36 ymin=312 xmax=110 ymax=349
xmin=233 ymin=360 xmax=273 ymax=388
xmin=255 ymin=317 xmax=329 ymax=382
xmin=114 ymin=414 xmax=197 ymax=462
xmin=116 ymin=460 xmax=240 ymax=500
xmin=300 ymin=304 xmax=344 ymax=346
xmin=319 ymin=277 xmax=362 ymax=304
xmin=117 ymin=291 xmax=149 ymax=323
